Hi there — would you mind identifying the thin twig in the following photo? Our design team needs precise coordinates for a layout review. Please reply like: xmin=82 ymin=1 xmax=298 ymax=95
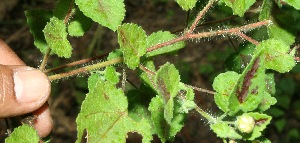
xmin=185 ymin=84 xmax=216 ymax=95
xmin=236 ymin=32 xmax=259 ymax=45
xmin=188 ymin=20 xmax=271 ymax=39
xmin=188 ymin=0 xmax=217 ymax=33
xmin=39 ymin=47 xmax=51 ymax=71
xmin=146 ymin=36 xmax=187 ymax=52
xmin=194 ymin=105 xmax=217 ymax=124
xmin=63 ymin=0 xmax=75 ymax=24
xmin=44 ymin=53 xmax=108 ymax=73
xmin=48 ymin=57 xmax=123 ymax=81
xmin=147 ymin=20 xmax=271 ymax=54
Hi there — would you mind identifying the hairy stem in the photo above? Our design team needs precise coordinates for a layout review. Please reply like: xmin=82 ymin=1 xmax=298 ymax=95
xmin=48 ymin=57 xmax=123 ymax=81
xmin=39 ymin=47 xmax=51 ymax=72
xmin=147 ymin=20 xmax=271 ymax=53
xmin=195 ymin=105 xmax=217 ymax=124
xmin=188 ymin=0 xmax=217 ymax=33
xmin=44 ymin=53 xmax=108 ymax=73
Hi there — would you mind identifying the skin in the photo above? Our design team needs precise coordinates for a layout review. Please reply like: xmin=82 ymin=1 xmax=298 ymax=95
xmin=0 ymin=39 xmax=52 ymax=137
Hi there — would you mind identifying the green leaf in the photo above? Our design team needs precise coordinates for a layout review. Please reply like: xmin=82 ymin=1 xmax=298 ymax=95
xmin=258 ymin=92 xmax=277 ymax=112
xmin=68 ymin=8 xmax=93 ymax=37
xmin=175 ymin=0 xmax=197 ymax=11
xmin=243 ymin=113 xmax=272 ymax=140
xmin=265 ymin=73 xmax=276 ymax=95
xmin=164 ymin=98 xmax=174 ymax=124
xmin=104 ymin=66 xmax=119 ymax=85
xmin=149 ymin=96 xmax=186 ymax=142
xmin=268 ymin=25 xmax=296 ymax=46
xmin=53 ymin=0 xmax=74 ymax=20
xmin=5 ymin=124 xmax=39 ymax=143
xmin=107 ymin=49 xmax=123 ymax=61
xmin=146 ymin=31 xmax=185 ymax=57
xmin=155 ymin=63 xmax=180 ymax=100
xmin=259 ymin=0 xmax=273 ymax=21
xmin=139 ymin=60 xmax=157 ymax=90
xmin=43 ymin=17 xmax=72 ymax=58
xmin=75 ymin=0 xmax=125 ymax=31
xmin=237 ymin=59 xmax=266 ymax=113
xmin=258 ymin=39 xmax=296 ymax=73
xmin=213 ymin=71 xmax=240 ymax=113
xmin=222 ymin=0 xmax=256 ymax=16
xmin=76 ymin=74 xmax=152 ymax=143
xmin=282 ymin=0 xmax=300 ymax=10
xmin=25 ymin=10 xmax=52 ymax=54
xmin=118 ymin=23 xmax=147 ymax=69
xmin=210 ymin=122 xmax=242 ymax=139
xmin=177 ymin=83 xmax=196 ymax=113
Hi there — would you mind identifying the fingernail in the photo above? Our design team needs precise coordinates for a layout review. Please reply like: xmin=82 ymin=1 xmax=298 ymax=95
xmin=13 ymin=67 xmax=50 ymax=103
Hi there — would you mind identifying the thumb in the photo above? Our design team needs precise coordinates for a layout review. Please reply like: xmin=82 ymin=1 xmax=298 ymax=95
xmin=0 ymin=65 xmax=50 ymax=118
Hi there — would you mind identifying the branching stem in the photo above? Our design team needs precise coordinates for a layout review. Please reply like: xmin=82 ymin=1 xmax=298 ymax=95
xmin=188 ymin=0 xmax=217 ymax=33
xmin=147 ymin=20 xmax=271 ymax=53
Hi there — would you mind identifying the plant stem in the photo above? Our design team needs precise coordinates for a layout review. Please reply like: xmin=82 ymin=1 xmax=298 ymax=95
xmin=48 ymin=57 xmax=123 ymax=81
xmin=236 ymin=32 xmax=259 ymax=45
xmin=39 ymin=47 xmax=51 ymax=72
xmin=44 ymin=53 xmax=108 ymax=73
xmin=189 ymin=20 xmax=271 ymax=39
xmin=147 ymin=20 xmax=271 ymax=54
xmin=194 ymin=105 xmax=217 ymax=124
xmin=185 ymin=84 xmax=216 ymax=95
xmin=188 ymin=0 xmax=217 ymax=33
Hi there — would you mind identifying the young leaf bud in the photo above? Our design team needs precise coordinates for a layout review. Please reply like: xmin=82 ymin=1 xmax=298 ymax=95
xmin=236 ymin=114 xmax=255 ymax=133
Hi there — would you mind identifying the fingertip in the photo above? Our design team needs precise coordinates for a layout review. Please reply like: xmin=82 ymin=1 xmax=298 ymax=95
xmin=13 ymin=67 xmax=51 ymax=104
xmin=33 ymin=104 xmax=53 ymax=138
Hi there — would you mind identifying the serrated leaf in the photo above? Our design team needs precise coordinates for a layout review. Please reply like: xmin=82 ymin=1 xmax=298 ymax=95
xmin=282 ymin=0 xmax=300 ymax=10
xmin=53 ymin=0 xmax=74 ymax=20
xmin=213 ymin=71 xmax=240 ymax=112
xmin=258 ymin=39 xmax=296 ymax=73
xmin=25 ymin=10 xmax=52 ymax=54
xmin=118 ymin=23 xmax=147 ymax=69
xmin=75 ymin=0 xmax=125 ymax=31
xmin=104 ymin=66 xmax=119 ymax=85
xmin=43 ymin=17 xmax=72 ymax=58
xmin=155 ymin=63 xmax=180 ymax=101
xmin=68 ymin=8 xmax=93 ymax=37
xmin=243 ymin=113 xmax=272 ymax=140
xmin=175 ymin=0 xmax=197 ymax=11
xmin=149 ymin=96 xmax=186 ymax=142
xmin=5 ymin=124 xmax=39 ymax=143
xmin=268 ymin=25 xmax=295 ymax=46
xmin=76 ymin=74 xmax=152 ymax=143
xmin=259 ymin=0 xmax=273 ymax=21
xmin=210 ymin=122 xmax=242 ymax=139
xmin=146 ymin=31 xmax=185 ymax=57
xmin=222 ymin=0 xmax=256 ymax=16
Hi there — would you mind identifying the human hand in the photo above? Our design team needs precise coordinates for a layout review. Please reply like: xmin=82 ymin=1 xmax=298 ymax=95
xmin=0 ymin=39 xmax=52 ymax=137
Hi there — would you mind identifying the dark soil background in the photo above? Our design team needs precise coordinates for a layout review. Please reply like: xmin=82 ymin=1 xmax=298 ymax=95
xmin=1 ymin=0 xmax=300 ymax=143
